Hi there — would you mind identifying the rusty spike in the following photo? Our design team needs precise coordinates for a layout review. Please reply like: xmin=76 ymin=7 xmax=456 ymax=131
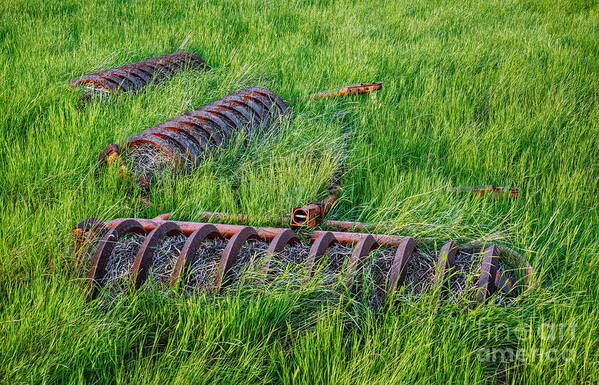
xmin=433 ymin=241 xmax=458 ymax=293
xmin=129 ymin=222 xmax=183 ymax=289
xmin=87 ymin=219 xmax=146 ymax=298
xmin=260 ymin=229 xmax=300 ymax=276
xmin=170 ymin=224 xmax=221 ymax=287
xmin=387 ymin=237 xmax=416 ymax=293
xmin=215 ymin=227 xmax=259 ymax=288
xmin=305 ymin=231 xmax=337 ymax=276
xmin=477 ymin=245 xmax=502 ymax=304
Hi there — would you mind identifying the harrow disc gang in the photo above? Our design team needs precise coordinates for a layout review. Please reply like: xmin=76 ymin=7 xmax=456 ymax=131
xmin=118 ymin=87 xmax=288 ymax=183
xmin=74 ymin=216 xmax=533 ymax=306
xmin=70 ymin=51 xmax=210 ymax=98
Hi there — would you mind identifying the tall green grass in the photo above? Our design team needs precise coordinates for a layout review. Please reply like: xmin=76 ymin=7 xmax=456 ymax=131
xmin=1 ymin=0 xmax=598 ymax=383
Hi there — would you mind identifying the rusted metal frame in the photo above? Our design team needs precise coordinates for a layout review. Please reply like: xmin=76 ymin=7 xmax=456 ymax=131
xmin=86 ymin=219 xmax=147 ymax=298
xmin=144 ymin=125 xmax=206 ymax=165
xmin=310 ymin=230 xmax=407 ymax=248
xmin=494 ymin=270 xmax=513 ymax=294
xmin=148 ymin=131 xmax=197 ymax=164
xmin=130 ymin=130 xmax=195 ymax=166
xmin=169 ymin=224 xmax=221 ymax=287
xmin=101 ymin=218 xmax=291 ymax=244
xmin=215 ymin=227 xmax=259 ymax=288
xmin=78 ymin=216 xmax=535 ymax=299
xmin=260 ymin=229 xmax=300 ymax=276
xmin=212 ymin=96 xmax=255 ymax=124
xmin=433 ymin=241 xmax=458 ymax=295
xmin=106 ymin=67 xmax=147 ymax=88
xmin=201 ymin=107 xmax=242 ymax=132
xmin=73 ymin=218 xmax=108 ymax=267
xmin=451 ymin=185 xmax=520 ymax=199
xmin=129 ymin=222 xmax=183 ymax=289
xmin=125 ymin=63 xmax=156 ymax=81
xmin=310 ymin=82 xmax=382 ymax=99
xmin=387 ymin=237 xmax=417 ymax=292
xmin=496 ymin=245 xmax=534 ymax=290
xmin=142 ymin=61 xmax=173 ymax=79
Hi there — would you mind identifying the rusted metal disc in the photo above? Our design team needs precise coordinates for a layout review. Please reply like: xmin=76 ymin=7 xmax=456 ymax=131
xmin=345 ymin=235 xmax=379 ymax=285
xmin=477 ymin=245 xmax=501 ymax=304
xmin=260 ymin=229 xmax=300 ymax=276
xmin=433 ymin=241 xmax=458 ymax=293
xmin=184 ymin=110 xmax=233 ymax=140
xmin=387 ymin=237 xmax=416 ymax=292
xmin=158 ymin=116 xmax=217 ymax=147
xmin=87 ymin=219 xmax=146 ymax=298
xmin=142 ymin=126 xmax=206 ymax=163
xmin=170 ymin=224 xmax=221 ymax=286
xmin=215 ymin=227 xmax=259 ymax=288
xmin=244 ymin=87 xmax=288 ymax=114
xmin=305 ymin=231 xmax=337 ymax=276
xmin=127 ymin=132 xmax=184 ymax=167
xmin=129 ymin=222 xmax=183 ymax=289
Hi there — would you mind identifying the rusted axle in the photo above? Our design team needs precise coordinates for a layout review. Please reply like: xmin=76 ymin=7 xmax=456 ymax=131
xmin=310 ymin=82 xmax=382 ymax=99
xmin=74 ymin=215 xmax=533 ymax=303
xmin=71 ymin=51 xmax=209 ymax=98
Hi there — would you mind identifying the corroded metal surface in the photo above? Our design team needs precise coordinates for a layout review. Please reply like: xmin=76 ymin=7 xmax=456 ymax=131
xmin=451 ymin=185 xmax=520 ymax=199
xmin=310 ymin=82 xmax=382 ymax=99
xmin=71 ymin=51 xmax=209 ymax=97
xmin=76 ymin=216 xmax=533 ymax=304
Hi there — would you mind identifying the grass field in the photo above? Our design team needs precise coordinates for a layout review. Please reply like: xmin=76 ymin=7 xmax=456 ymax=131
xmin=1 ymin=0 xmax=598 ymax=383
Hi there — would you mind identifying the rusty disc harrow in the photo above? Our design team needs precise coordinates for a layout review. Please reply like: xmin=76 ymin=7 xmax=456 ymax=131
xmin=101 ymin=87 xmax=288 ymax=185
xmin=74 ymin=215 xmax=534 ymax=304
xmin=70 ymin=51 xmax=210 ymax=98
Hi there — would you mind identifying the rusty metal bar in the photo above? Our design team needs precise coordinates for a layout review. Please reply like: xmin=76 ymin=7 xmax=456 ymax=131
xmin=310 ymin=82 xmax=382 ymax=99
xmin=451 ymin=185 xmax=520 ymax=199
